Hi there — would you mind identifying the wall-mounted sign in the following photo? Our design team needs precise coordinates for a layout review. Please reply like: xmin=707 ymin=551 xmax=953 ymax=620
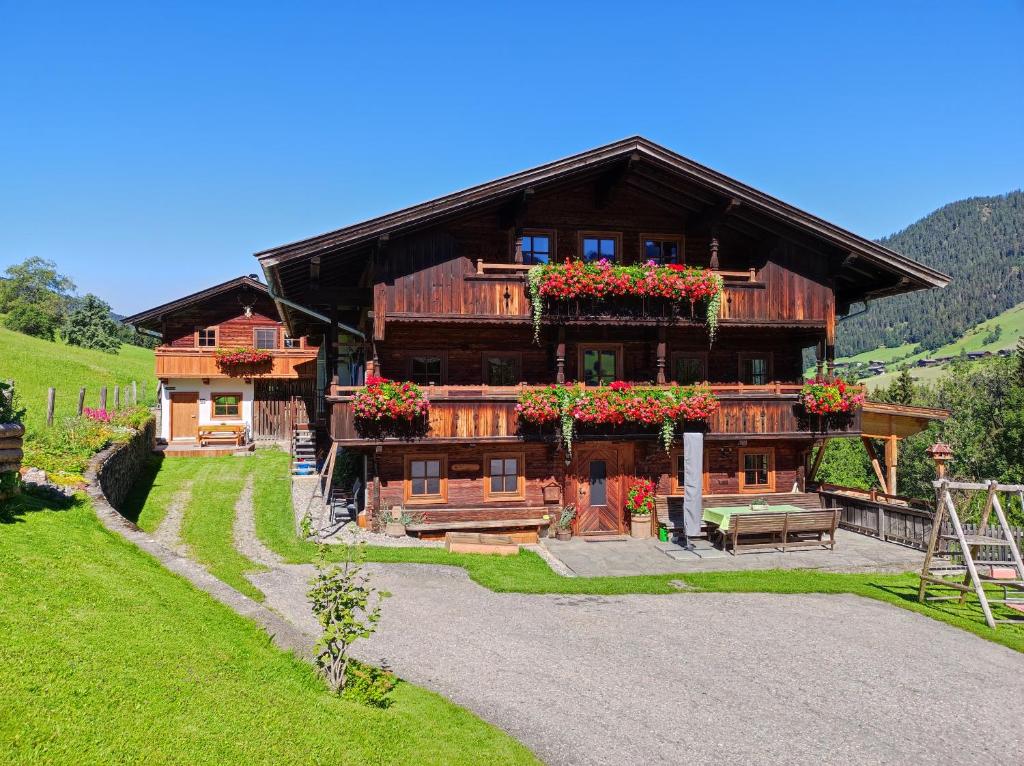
xmin=451 ymin=462 xmax=480 ymax=472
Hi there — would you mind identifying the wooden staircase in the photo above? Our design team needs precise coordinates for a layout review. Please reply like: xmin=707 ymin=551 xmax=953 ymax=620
xmin=291 ymin=427 xmax=316 ymax=476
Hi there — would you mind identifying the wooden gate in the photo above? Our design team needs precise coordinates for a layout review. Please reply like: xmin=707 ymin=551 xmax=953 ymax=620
xmin=252 ymin=379 xmax=315 ymax=440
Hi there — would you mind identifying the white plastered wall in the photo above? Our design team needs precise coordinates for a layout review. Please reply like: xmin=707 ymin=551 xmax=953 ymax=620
xmin=159 ymin=378 xmax=255 ymax=441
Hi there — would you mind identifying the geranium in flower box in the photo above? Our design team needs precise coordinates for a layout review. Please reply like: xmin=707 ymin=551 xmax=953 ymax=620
xmin=800 ymin=378 xmax=865 ymax=415
xmin=215 ymin=347 xmax=274 ymax=367
xmin=527 ymin=259 xmax=724 ymax=343
xmin=351 ymin=376 xmax=430 ymax=438
xmin=625 ymin=477 xmax=656 ymax=539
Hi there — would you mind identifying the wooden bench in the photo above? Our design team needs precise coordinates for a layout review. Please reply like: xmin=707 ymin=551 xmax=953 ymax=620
xmin=724 ymin=509 xmax=839 ymax=555
xmin=198 ymin=424 xmax=246 ymax=447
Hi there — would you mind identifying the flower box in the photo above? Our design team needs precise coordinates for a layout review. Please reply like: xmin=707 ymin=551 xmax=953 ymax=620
xmin=215 ymin=347 xmax=273 ymax=369
xmin=527 ymin=260 xmax=723 ymax=342
xmin=352 ymin=377 xmax=430 ymax=439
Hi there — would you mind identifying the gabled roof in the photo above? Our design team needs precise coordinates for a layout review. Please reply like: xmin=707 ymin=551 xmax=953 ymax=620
xmin=122 ymin=275 xmax=269 ymax=331
xmin=255 ymin=136 xmax=950 ymax=295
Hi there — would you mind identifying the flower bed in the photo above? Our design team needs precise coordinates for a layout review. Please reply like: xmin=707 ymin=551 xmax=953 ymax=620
xmin=625 ymin=478 xmax=656 ymax=516
xmin=351 ymin=377 xmax=430 ymax=438
xmin=515 ymin=382 xmax=719 ymax=454
xmin=527 ymin=260 xmax=724 ymax=342
xmin=215 ymin=347 xmax=274 ymax=367
xmin=800 ymin=377 xmax=865 ymax=415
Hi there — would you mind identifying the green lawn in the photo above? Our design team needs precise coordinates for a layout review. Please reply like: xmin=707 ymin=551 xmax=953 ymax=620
xmin=0 ymin=489 xmax=538 ymax=765
xmin=0 ymin=325 xmax=156 ymax=436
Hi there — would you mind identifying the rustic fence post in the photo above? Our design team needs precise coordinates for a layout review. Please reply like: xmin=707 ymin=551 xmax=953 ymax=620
xmin=77 ymin=387 xmax=86 ymax=415
xmin=132 ymin=380 xmax=138 ymax=405
xmin=99 ymin=387 xmax=107 ymax=410
xmin=114 ymin=385 xmax=120 ymax=409
xmin=46 ymin=387 xmax=55 ymax=426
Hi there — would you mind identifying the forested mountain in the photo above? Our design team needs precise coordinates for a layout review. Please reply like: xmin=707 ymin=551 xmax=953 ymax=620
xmin=837 ymin=191 xmax=1024 ymax=356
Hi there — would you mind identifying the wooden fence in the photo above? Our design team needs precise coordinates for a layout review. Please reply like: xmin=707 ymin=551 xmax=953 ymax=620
xmin=817 ymin=483 xmax=1024 ymax=561
xmin=5 ymin=379 xmax=149 ymax=427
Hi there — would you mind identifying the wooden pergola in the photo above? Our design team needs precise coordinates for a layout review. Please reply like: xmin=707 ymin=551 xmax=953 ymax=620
xmin=809 ymin=401 xmax=950 ymax=494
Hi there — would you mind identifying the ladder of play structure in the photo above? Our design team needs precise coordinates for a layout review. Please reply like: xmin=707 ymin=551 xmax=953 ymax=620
xmin=918 ymin=480 xmax=1024 ymax=628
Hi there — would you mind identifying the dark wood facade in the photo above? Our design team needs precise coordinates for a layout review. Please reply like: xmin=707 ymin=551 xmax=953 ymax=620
xmin=257 ymin=137 xmax=949 ymax=535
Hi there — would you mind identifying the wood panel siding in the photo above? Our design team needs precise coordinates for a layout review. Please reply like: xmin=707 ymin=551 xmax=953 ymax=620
xmin=370 ymin=180 xmax=835 ymax=331
xmin=328 ymin=385 xmax=860 ymax=444
xmin=155 ymin=349 xmax=319 ymax=379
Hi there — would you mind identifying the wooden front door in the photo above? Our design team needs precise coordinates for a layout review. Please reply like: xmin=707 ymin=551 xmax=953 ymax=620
xmin=572 ymin=443 xmax=624 ymax=535
xmin=170 ymin=392 xmax=199 ymax=441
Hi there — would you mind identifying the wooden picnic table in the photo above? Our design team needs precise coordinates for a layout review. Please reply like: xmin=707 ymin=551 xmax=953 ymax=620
xmin=701 ymin=504 xmax=808 ymax=532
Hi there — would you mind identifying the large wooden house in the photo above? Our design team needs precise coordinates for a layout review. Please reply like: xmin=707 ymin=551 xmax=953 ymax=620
xmin=251 ymin=137 xmax=946 ymax=537
xmin=123 ymin=275 xmax=320 ymax=449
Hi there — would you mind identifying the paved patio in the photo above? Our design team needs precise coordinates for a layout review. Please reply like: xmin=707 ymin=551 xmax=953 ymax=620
xmin=542 ymin=529 xmax=925 ymax=577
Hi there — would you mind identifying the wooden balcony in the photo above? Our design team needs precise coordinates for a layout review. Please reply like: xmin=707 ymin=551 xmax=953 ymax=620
xmin=155 ymin=348 xmax=319 ymax=379
xmin=327 ymin=383 xmax=862 ymax=445
xmin=374 ymin=259 xmax=831 ymax=339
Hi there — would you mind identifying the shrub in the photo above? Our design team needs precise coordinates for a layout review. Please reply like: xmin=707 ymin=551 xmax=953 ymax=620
xmin=308 ymin=543 xmax=390 ymax=695
xmin=0 ymin=381 xmax=25 ymax=424
xmin=4 ymin=300 xmax=61 ymax=340
xmin=625 ymin=478 xmax=656 ymax=515
xmin=63 ymin=293 xmax=122 ymax=353
xmin=342 ymin=661 xmax=397 ymax=709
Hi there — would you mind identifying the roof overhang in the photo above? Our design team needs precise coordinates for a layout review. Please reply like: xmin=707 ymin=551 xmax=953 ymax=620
xmin=861 ymin=401 xmax=950 ymax=440
xmin=121 ymin=275 xmax=268 ymax=333
xmin=255 ymin=136 xmax=950 ymax=308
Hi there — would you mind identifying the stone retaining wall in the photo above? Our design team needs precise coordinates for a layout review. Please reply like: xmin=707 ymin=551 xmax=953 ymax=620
xmin=85 ymin=418 xmax=155 ymax=511
xmin=0 ymin=422 xmax=25 ymax=501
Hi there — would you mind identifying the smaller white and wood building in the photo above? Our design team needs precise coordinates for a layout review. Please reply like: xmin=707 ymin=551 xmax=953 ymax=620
xmin=123 ymin=275 xmax=322 ymax=449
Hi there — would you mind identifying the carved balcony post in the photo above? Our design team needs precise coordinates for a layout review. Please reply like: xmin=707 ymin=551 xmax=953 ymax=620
xmin=556 ymin=327 xmax=566 ymax=384
xmin=656 ymin=327 xmax=667 ymax=385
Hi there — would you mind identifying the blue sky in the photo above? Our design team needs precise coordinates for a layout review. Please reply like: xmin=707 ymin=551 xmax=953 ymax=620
xmin=1 ymin=1 xmax=1022 ymax=314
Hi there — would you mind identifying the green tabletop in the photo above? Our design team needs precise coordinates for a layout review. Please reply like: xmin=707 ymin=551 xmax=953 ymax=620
xmin=702 ymin=504 xmax=807 ymax=531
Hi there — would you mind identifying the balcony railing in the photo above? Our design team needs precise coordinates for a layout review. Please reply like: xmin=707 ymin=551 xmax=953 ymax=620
xmin=327 ymin=383 xmax=862 ymax=443
xmin=155 ymin=347 xmax=319 ymax=379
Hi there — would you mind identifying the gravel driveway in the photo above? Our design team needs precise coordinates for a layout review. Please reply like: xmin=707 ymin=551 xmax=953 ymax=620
xmin=250 ymin=562 xmax=1024 ymax=766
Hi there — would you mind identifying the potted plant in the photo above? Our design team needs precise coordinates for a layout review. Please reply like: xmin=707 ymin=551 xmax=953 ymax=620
xmin=384 ymin=505 xmax=406 ymax=537
xmin=749 ymin=496 xmax=770 ymax=512
xmin=555 ymin=504 xmax=575 ymax=541
xmin=626 ymin=478 xmax=656 ymax=539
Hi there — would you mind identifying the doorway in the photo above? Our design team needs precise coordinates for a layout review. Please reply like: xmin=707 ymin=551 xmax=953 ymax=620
xmin=571 ymin=443 xmax=624 ymax=535
xmin=170 ymin=392 xmax=199 ymax=441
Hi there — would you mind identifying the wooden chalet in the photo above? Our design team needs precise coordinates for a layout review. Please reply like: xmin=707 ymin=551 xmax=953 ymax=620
xmin=123 ymin=275 xmax=320 ymax=449
xmin=247 ymin=136 xmax=950 ymax=538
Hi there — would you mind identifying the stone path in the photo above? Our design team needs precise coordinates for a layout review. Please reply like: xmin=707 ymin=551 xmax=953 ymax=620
xmin=232 ymin=475 xmax=282 ymax=567
xmin=151 ymin=481 xmax=193 ymax=555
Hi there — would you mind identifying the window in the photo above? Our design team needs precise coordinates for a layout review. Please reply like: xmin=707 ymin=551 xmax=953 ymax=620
xmin=283 ymin=336 xmax=301 ymax=349
xmin=254 ymin=328 xmax=278 ymax=349
xmin=408 ymin=354 xmax=445 ymax=385
xmin=484 ymin=452 xmax=525 ymax=500
xmin=196 ymin=327 xmax=217 ymax=347
xmin=521 ymin=231 xmax=553 ymax=265
xmin=643 ymin=237 xmax=681 ymax=265
xmin=579 ymin=232 xmax=620 ymax=263
xmin=739 ymin=354 xmax=772 ymax=385
xmin=404 ymin=455 xmax=447 ymax=503
xmin=738 ymin=448 xmax=775 ymax=493
xmin=483 ymin=353 xmax=521 ymax=386
xmin=588 ymin=460 xmax=607 ymax=506
xmin=579 ymin=345 xmax=621 ymax=386
xmin=671 ymin=353 xmax=707 ymax=385
xmin=212 ymin=393 xmax=241 ymax=419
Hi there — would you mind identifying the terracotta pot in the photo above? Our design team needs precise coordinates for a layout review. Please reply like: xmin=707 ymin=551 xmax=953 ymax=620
xmin=555 ymin=528 xmax=572 ymax=541
xmin=630 ymin=513 xmax=653 ymax=539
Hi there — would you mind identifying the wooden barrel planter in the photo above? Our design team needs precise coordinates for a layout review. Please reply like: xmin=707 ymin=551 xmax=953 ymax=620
xmin=0 ymin=422 xmax=25 ymax=500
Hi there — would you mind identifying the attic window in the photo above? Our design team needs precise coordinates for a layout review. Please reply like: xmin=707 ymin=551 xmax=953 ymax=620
xmin=197 ymin=328 xmax=216 ymax=347
xmin=254 ymin=328 xmax=278 ymax=349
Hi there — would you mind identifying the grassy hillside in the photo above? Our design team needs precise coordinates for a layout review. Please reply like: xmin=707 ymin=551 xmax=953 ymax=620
xmin=842 ymin=300 xmax=1024 ymax=389
xmin=0 ymin=325 xmax=156 ymax=435
xmin=0 ymin=490 xmax=537 ymax=765
xmin=837 ymin=190 xmax=1024 ymax=356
